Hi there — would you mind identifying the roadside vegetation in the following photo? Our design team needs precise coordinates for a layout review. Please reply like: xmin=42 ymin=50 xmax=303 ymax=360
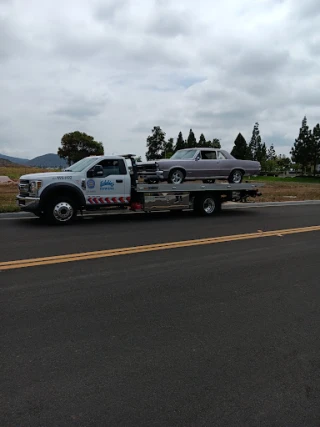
xmin=0 ymin=165 xmax=59 ymax=213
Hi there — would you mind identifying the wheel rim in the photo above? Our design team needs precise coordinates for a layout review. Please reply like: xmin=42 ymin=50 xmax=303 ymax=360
xmin=203 ymin=198 xmax=215 ymax=214
xmin=232 ymin=171 xmax=242 ymax=183
xmin=53 ymin=202 xmax=74 ymax=222
xmin=171 ymin=170 xmax=184 ymax=184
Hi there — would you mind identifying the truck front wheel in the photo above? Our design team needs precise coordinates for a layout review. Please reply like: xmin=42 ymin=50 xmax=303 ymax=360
xmin=45 ymin=197 xmax=77 ymax=225
xmin=194 ymin=194 xmax=221 ymax=216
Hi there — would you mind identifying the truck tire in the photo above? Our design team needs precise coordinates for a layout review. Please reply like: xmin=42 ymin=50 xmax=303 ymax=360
xmin=194 ymin=193 xmax=221 ymax=216
xmin=168 ymin=169 xmax=185 ymax=184
xmin=45 ymin=196 xmax=77 ymax=225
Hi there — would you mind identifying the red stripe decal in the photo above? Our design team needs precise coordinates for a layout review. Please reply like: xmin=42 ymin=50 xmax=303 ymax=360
xmin=112 ymin=197 xmax=118 ymax=203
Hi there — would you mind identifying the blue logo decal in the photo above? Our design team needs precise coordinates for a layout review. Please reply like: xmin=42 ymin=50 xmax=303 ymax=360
xmin=87 ymin=179 xmax=95 ymax=189
xmin=100 ymin=179 xmax=115 ymax=190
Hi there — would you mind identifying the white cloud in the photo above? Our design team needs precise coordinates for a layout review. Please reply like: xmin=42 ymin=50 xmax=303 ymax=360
xmin=0 ymin=0 xmax=320 ymax=159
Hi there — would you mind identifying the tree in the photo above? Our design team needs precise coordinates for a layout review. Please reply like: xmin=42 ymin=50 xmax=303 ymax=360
xmin=248 ymin=122 xmax=262 ymax=161
xmin=186 ymin=129 xmax=197 ymax=148
xmin=267 ymin=144 xmax=276 ymax=160
xmin=231 ymin=133 xmax=247 ymax=159
xmin=211 ymin=138 xmax=221 ymax=148
xmin=256 ymin=142 xmax=267 ymax=164
xmin=174 ymin=131 xmax=186 ymax=152
xmin=198 ymin=133 xmax=207 ymax=147
xmin=290 ymin=116 xmax=313 ymax=173
xmin=58 ymin=131 xmax=104 ymax=166
xmin=311 ymin=124 xmax=320 ymax=175
xmin=146 ymin=126 xmax=166 ymax=160
xmin=161 ymin=138 xmax=174 ymax=158
xmin=276 ymin=154 xmax=291 ymax=173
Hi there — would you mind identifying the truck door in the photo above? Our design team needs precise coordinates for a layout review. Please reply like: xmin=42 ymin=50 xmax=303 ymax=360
xmin=85 ymin=158 xmax=131 ymax=205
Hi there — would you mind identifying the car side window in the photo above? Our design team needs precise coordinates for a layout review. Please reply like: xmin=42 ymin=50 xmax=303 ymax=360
xmin=217 ymin=151 xmax=227 ymax=160
xmin=96 ymin=159 xmax=126 ymax=177
xmin=201 ymin=151 xmax=217 ymax=160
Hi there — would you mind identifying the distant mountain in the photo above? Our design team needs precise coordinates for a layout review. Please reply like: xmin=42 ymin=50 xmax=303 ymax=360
xmin=27 ymin=153 xmax=68 ymax=168
xmin=0 ymin=153 xmax=29 ymax=165
xmin=0 ymin=158 xmax=22 ymax=167
xmin=0 ymin=153 xmax=68 ymax=168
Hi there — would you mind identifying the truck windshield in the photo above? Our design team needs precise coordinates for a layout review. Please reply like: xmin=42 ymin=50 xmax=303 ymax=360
xmin=170 ymin=149 xmax=197 ymax=160
xmin=65 ymin=157 xmax=98 ymax=172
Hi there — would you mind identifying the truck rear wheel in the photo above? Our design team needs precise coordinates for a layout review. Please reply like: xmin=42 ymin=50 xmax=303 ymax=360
xmin=45 ymin=197 xmax=77 ymax=225
xmin=194 ymin=193 xmax=221 ymax=216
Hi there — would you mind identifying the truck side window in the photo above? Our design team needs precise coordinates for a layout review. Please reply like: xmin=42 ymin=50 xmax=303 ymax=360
xmin=96 ymin=159 xmax=126 ymax=177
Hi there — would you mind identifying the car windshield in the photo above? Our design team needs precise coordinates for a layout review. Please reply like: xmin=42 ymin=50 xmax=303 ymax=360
xmin=170 ymin=149 xmax=197 ymax=160
xmin=65 ymin=157 xmax=99 ymax=172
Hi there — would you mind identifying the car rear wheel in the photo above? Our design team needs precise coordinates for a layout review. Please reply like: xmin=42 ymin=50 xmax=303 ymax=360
xmin=228 ymin=169 xmax=243 ymax=184
xmin=168 ymin=169 xmax=185 ymax=184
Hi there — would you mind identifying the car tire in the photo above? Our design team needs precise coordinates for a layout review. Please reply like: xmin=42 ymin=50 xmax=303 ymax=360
xmin=45 ymin=196 xmax=77 ymax=225
xmin=194 ymin=193 xmax=221 ymax=216
xmin=168 ymin=169 xmax=185 ymax=184
xmin=228 ymin=169 xmax=243 ymax=184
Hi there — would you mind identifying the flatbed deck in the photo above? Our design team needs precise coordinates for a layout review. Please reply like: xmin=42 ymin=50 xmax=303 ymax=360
xmin=136 ymin=182 xmax=264 ymax=192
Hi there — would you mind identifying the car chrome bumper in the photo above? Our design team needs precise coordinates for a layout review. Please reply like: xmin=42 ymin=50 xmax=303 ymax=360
xmin=16 ymin=196 xmax=40 ymax=212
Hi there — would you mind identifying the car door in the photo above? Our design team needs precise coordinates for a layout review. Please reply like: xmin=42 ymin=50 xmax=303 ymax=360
xmin=85 ymin=158 xmax=131 ymax=205
xmin=198 ymin=150 xmax=221 ymax=178
xmin=216 ymin=150 xmax=231 ymax=176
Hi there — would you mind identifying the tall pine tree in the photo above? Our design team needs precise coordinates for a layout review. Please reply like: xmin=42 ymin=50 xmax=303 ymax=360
xmin=174 ymin=131 xmax=186 ymax=152
xmin=198 ymin=133 xmax=207 ymax=147
xmin=290 ymin=116 xmax=313 ymax=172
xmin=231 ymin=133 xmax=247 ymax=159
xmin=145 ymin=126 xmax=166 ymax=160
xmin=311 ymin=124 xmax=320 ymax=175
xmin=248 ymin=122 xmax=261 ymax=161
xmin=186 ymin=129 xmax=197 ymax=148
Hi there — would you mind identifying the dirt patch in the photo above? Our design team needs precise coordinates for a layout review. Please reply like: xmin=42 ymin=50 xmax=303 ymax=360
xmin=0 ymin=176 xmax=14 ymax=184
xmin=250 ymin=182 xmax=320 ymax=202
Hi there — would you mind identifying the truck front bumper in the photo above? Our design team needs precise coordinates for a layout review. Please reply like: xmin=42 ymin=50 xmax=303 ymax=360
xmin=16 ymin=196 xmax=40 ymax=212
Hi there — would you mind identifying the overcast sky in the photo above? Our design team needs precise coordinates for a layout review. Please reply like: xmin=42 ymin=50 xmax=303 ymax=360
xmin=1 ymin=0 xmax=319 ymax=160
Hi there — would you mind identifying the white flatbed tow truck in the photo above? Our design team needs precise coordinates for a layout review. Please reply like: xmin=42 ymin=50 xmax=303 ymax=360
xmin=16 ymin=154 xmax=263 ymax=225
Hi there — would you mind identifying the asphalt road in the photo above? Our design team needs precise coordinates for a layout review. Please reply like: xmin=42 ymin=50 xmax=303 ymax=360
xmin=1 ymin=204 xmax=320 ymax=426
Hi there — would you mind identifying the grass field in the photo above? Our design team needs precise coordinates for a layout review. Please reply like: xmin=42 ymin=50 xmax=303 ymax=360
xmin=0 ymin=166 xmax=57 ymax=181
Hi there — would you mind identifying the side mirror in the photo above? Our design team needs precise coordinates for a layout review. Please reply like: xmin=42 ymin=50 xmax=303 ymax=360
xmin=87 ymin=165 xmax=104 ymax=178
xmin=195 ymin=155 xmax=200 ymax=161
xmin=94 ymin=165 xmax=104 ymax=177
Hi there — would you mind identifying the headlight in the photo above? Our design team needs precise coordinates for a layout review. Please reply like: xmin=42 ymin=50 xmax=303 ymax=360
xmin=29 ymin=180 xmax=42 ymax=194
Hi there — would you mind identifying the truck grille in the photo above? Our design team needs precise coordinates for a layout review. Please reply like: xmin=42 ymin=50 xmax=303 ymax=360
xmin=19 ymin=180 xmax=30 ymax=196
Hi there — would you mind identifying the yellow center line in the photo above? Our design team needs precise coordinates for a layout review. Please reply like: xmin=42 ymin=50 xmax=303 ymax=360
xmin=1 ymin=225 xmax=320 ymax=271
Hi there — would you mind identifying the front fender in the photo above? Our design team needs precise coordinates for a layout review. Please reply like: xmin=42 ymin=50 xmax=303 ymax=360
xmin=40 ymin=183 xmax=86 ymax=207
